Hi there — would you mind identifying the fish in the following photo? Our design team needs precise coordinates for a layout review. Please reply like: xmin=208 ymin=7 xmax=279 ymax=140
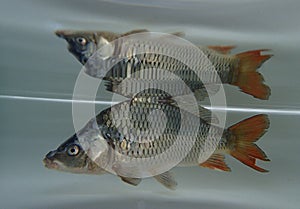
xmin=55 ymin=29 xmax=272 ymax=100
xmin=43 ymin=94 xmax=270 ymax=189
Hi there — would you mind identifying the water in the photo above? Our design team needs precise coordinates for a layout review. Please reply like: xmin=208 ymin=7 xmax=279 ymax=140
xmin=1 ymin=0 xmax=300 ymax=208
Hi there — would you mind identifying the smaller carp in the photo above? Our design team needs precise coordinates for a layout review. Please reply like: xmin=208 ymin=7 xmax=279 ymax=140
xmin=55 ymin=29 xmax=272 ymax=100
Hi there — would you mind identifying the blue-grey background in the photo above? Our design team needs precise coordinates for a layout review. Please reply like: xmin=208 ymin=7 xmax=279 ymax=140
xmin=1 ymin=0 xmax=299 ymax=208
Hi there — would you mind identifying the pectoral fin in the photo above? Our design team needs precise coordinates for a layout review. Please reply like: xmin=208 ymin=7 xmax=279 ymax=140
xmin=119 ymin=176 xmax=142 ymax=186
xmin=119 ymin=171 xmax=177 ymax=190
xmin=153 ymin=171 xmax=177 ymax=190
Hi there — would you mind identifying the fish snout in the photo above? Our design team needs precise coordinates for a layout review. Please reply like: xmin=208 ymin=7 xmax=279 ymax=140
xmin=46 ymin=150 xmax=57 ymax=159
xmin=43 ymin=151 xmax=60 ymax=170
xmin=43 ymin=157 xmax=51 ymax=165
xmin=43 ymin=150 xmax=56 ymax=168
xmin=43 ymin=157 xmax=59 ymax=169
xmin=55 ymin=30 xmax=67 ymax=38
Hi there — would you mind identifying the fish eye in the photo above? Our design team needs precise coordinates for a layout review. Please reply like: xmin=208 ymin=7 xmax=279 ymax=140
xmin=67 ymin=144 xmax=80 ymax=156
xmin=76 ymin=37 xmax=87 ymax=46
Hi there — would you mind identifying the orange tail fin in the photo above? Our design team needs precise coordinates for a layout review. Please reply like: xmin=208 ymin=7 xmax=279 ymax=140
xmin=231 ymin=50 xmax=272 ymax=100
xmin=228 ymin=114 xmax=270 ymax=172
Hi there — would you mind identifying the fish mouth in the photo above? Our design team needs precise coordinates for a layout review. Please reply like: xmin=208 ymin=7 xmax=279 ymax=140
xmin=43 ymin=157 xmax=59 ymax=170
xmin=55 ymin=30 xmax=79 ymax=38
xmin=55 ymin=30 xmax=67 ymax=38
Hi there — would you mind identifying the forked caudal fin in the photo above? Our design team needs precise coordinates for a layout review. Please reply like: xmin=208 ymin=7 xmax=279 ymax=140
xmin=231 ymin=50 xmax=272 ymax=100
xmin=228 ymin=114 xmax=270 ymax=172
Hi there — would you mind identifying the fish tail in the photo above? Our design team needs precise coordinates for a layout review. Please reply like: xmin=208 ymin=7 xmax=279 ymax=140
xmin=228 ymin=114 xmax=270 ymax=172
xmin=231 ymin=50 xmax=272 ymax=100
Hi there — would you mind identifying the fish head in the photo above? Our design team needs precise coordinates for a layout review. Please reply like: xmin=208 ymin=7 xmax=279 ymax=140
xmin=43 ymin=133 xmax=107 ymax=175
xmin=55 ymin=30 xmax=116 ymax=65
xmin=55 ymin=30 xmax=99 ymax=64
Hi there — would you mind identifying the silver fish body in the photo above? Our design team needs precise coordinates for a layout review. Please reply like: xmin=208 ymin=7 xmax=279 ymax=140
xmin=95 ymin=95 xmax=223 ymax=168
xmin=56 ymin=29 xmax=272 ymax=100
xmin=44 ymin=94 xmax=269 ymax=189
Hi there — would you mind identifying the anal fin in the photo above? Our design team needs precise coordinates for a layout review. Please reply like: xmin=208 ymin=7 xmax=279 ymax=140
xmin=153 ymin=171 xmax=177 ymax=190
xmin=200 ymin=154 xmax=231 ymax=172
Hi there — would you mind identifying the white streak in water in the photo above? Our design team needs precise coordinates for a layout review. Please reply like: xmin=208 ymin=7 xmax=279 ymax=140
xmin=1 ymin=95 xmax=300 ymax=115
xmin=0 ymin=95 xmax=118 ymax=105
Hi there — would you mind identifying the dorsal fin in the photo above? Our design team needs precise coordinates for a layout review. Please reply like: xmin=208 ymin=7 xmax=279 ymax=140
xmin=170 ymin=31 xmax=185 ymax=37
xmin=207 ymin=46 xmax=236 ymax=54
xmin=121 ymin=29 xmax=150 ymax=37
xmin=121 ymin=29 xmax=184 ymax=38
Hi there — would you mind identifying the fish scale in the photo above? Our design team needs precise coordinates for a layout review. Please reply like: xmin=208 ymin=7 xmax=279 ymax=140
xmin=108 ymin=39 xmax=226 ymax=78
xmin=97 ymin=95 xmax=221 ymax=165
